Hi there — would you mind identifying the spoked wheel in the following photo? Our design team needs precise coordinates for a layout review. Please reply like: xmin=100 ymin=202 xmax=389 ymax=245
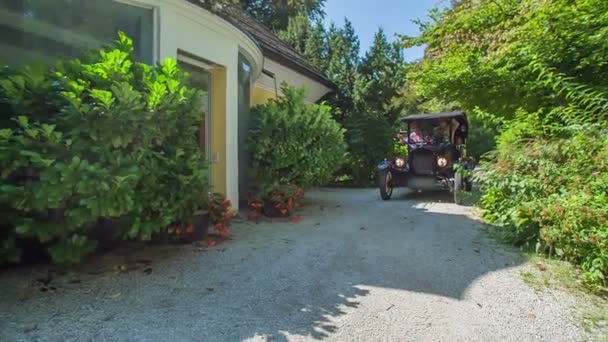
xmin=379 ymin=170 xmax=394 ymax=200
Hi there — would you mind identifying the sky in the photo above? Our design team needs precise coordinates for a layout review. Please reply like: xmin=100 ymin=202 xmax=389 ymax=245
xmin=324 ymin=0 xmax=448 ymax=61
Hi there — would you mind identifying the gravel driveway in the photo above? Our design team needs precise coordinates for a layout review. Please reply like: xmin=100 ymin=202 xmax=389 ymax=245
xmin=1 ymin=188 xmax=583 ymax=341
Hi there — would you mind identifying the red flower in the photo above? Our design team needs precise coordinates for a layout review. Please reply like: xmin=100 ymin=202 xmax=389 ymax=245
xmin=280 ymin=208 xmax=288 ymax=215
xmin=219 ymin=228 xmax=230 ymax=238
xmin=223 ymin=199 xmax=231 ymax=208
xmin=290 ymin=216 xmax=303 ymax=223
xmin=287 ymin=198 xmax=293 ymax=209
xmin=294 ymin=191 xmax=301 ymax=197
xmin=224 ymin=211 xmax=233 ymax=219
xmin=207 ymin=239 xmax=217 ymax=247
xmin=186 ymin=225 xmax=194 ymax=234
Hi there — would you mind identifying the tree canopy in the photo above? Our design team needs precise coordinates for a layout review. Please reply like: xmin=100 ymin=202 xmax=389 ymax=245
xmin=238 ymin=0 xmax=325 ymax=31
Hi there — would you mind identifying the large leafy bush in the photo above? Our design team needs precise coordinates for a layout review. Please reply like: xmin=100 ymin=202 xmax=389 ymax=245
xmin=248 ymin=84 xmax=345 ymax=194
xmin=0 ymin=33 xmax=208 ymax=264
xmin=408 ymin=0 xmax=608 ymax=288
xmin=478 ymin=126 xmax=608 ymax=288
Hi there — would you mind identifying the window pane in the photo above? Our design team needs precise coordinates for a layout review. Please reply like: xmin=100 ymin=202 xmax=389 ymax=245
xmin=179 ymin=61 xmax=211 ymax=161
xmin=0 ymin=0 xmax=153 ymax=65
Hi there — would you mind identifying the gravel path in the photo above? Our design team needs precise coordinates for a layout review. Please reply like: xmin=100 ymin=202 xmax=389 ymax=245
xmin=1 ymin=188 xmax=584 ymax=341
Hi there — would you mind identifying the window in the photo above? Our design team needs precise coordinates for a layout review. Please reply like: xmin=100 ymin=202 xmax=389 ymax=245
xmin=178 ymin=59 xmax=212 ymax=161
xmin=0 ymin=0 xmax=154 ymax=65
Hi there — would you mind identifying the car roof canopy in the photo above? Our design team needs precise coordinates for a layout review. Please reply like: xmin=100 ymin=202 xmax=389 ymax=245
xmin=400 ymin=111 xmax=467 ymax=123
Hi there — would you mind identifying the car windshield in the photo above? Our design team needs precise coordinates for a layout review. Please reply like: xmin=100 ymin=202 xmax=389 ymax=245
xmin=400 ymin=119 xmax=459 ymax=144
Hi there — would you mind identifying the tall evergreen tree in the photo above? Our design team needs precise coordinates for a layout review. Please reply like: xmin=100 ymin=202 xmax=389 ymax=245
xmin=238 ymin=0 xmax=325 ymax=31
xmin=325 ymin=19 xmax=360 ymax=123
xmin=277 ymin=13 xmax=312 ymax=54
xmin=303 ymin=20 xmax=327 ymax=71
xmin=356 ymin=28 xmax=407 ymax=124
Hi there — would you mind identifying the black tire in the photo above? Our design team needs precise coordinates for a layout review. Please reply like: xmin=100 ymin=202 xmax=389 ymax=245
xmin=465 ymin=178 xmax=473 ymax=191
xmin=378 ymin=170 xmax=394 ymax=200
xmin=454 ymin=172 xmax=464 ymax=205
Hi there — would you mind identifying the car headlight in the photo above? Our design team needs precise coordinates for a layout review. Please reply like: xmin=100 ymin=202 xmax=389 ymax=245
xmin=395 ymin=158 xmax=405 ymax=167
xmin=437 ymin=157 xmax=448 ymax=168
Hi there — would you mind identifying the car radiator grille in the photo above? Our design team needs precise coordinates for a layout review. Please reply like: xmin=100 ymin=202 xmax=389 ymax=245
xmin=410 ymin=150 xmax=435 ymax=175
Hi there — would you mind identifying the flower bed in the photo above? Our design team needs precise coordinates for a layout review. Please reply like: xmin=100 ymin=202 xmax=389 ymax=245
xmin=248 ymin=184 xmax=303 ymax=221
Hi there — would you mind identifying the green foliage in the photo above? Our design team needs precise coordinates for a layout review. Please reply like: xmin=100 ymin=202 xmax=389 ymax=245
xmin=355 ymin=28 xmax=408 ymax=125
xmin=477 ymin=130 xmax=608 ymax=288
xmin=248 ymin=83 xmax=345 ymax=193
xmin=409 ymin=0 xmax=608 ymax=288
xmin=0 ymin=33 xmax=208 ymax=264
xmin=277 ymin=12 xmax=414 ymax=185
xmin=238 ymin=0 xmax=325 ymax=31
xmin=406 ymin=0 xmax=608 ymax=118
xmin=277 ymin=13 xmax=312 ymax=54
xmin=325 ymin=19 xmax=361 ymax=122
xmin=343 ymin=111 xmax=394 ymax=185
xmin=277 ymin=15 xmax=327 ymax=71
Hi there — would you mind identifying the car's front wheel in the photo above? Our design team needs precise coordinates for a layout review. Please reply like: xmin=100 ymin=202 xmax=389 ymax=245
xmin=379 ymin=169 xmax=394 ymax=200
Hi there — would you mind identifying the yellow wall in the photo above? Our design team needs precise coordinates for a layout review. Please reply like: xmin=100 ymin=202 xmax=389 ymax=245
xmin=251 ymin=86 xmax=277 ymax=106
xmin=211 ymin=66 xmax=227 ymax=195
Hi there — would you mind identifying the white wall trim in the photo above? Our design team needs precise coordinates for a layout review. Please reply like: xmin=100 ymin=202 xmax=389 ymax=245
xmin=160 ymin=0 xmax=264 ymax=80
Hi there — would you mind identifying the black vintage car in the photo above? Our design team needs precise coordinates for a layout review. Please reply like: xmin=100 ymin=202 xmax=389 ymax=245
xmin=377 ymin=111 xmax=473 ymax=204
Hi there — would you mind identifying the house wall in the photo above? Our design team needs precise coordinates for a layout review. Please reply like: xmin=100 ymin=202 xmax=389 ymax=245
xmin=128 ymin=0 xmax=264 ymax=206
xmin=251 ymin=86 xmax=277 ymax=106
xmin=256 ymin=57 xmax=333 ymax=104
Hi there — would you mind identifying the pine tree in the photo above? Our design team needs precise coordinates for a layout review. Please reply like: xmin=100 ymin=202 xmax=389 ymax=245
xmin=356 ymin=28 xmax=407 ymax=125
xmin=238 ymin=0 xmax=325 ymax=31
xmin=277 ymin=13 xmax=312 ymax=54
xmin=325 ymin=19 xmax=360 ymax=123
xmin=303 ymin=20 xmax=327 ymax=71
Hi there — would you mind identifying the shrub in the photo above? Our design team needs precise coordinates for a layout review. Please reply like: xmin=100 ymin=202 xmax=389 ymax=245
xmin=207 ymin=192 xmax=234 ymax=239
xmin=343 ymin=110 xmax=394 ymax=185
xmin=248 ymin=83 xmax=345 ymax=195
xmin=477 ymin=127 xmax=608 ymax=289
xmin=247 ymin=184 xmax=303 ymax=220
xmin=0 ymin=33 xmax=208 ymax=264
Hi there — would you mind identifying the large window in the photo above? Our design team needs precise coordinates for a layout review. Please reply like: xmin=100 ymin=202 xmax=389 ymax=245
xmin=0 ymin=0 xmax=154 ymax=65
xmin=178 ymin=57 xmax=212 ymax=169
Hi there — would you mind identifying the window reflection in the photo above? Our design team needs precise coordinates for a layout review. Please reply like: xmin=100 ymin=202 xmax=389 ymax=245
xmin=0 ymin=0 xmax=154 ymax=65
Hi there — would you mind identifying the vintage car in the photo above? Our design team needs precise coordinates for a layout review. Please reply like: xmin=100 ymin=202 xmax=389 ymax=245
xmin=377 ymin=111 xmax=473 ymax=204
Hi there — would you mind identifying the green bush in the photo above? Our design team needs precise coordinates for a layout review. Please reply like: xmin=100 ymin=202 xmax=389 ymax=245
xmin=248 ymin=84 xmax=345 ymax=194
xmin=477 ymin=127 xmax=608 ymax=289
xmin=0 ymin=33 xmax=208 ymax=264
xmin=343 ymin=110 xmax=394 ymax=185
